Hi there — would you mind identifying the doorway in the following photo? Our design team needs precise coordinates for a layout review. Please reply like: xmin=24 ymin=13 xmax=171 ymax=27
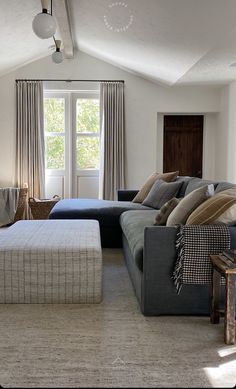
xmin=163 ymin=115 xmax=203 ymax=178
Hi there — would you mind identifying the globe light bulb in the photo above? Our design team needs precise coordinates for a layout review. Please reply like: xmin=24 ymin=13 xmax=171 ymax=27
xmin=32 ymin=10 xmax=56 ymax=39
xmin=52 ymin=50 xmax=63 ymax=64
xmin=52 ymin=40 xmax=63 ymax=63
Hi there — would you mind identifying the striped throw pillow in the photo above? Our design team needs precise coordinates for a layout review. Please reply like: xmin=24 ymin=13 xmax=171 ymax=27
xmin=186 ymin=193 xmax=236 ymax=225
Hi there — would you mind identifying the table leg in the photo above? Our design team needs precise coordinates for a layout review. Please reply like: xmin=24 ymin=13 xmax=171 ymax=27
xmin=210 ymin=268 xmax=221 ymax=324
xmin=224 ymin=274 xmax=236 ymax=345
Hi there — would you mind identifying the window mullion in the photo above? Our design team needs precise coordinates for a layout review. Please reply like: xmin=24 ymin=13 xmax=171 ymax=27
xmin=76 ymin=133 xmax=99 ymax=138
xmin=45 ymin=133 xmax=65 ymax=137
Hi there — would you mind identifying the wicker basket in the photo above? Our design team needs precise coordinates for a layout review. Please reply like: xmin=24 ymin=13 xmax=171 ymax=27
xmin=28 ymin=195 xmax=61 ymax=220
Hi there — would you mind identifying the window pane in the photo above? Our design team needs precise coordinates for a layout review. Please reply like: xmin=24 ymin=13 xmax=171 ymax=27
xmin=76 ymin=99 xmax=99 ymax=133
xmin=46 ymin=136 xmax=65 ymax=169
xmin=77 ymin=137 xmax=100 ymax=169
xmin=44 ymin=98 xmax=65 ymax=133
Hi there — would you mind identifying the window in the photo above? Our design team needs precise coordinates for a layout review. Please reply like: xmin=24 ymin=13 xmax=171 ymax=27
xmin=76 ymin=98 xmax=100 ymax=169
xmin=44 ymin=97 xmax=65 ymax=170
xmin=44 ymin=91 xmax=100 ymax=199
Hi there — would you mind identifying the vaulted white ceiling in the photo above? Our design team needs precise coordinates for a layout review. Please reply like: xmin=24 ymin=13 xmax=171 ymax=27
xmin=2 ymin=0 xmax=236 ymax=86
xmin=0 ymin=0 xmax=51 ymax=76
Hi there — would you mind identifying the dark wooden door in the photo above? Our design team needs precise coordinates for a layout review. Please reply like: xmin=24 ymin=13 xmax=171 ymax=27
xmin=163 ymin=115 xmax=203 ymax=178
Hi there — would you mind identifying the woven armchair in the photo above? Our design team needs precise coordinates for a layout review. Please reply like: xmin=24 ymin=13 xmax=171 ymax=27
xmin=13 ymin=185 xmax=28 ymax=223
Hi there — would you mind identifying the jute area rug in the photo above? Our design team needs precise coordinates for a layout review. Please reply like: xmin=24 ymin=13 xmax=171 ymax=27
xmin=0 ymin=248 xmax=235 ymax=388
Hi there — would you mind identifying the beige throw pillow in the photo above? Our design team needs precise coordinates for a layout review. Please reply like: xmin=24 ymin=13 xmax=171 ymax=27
xmin=166 ymin=184 xmax=214 ymax=226
xmin=186 ymin=192 xmax=236 ymax=225
xmin=154 ymin=197 xmax=181 ymax=226
xmin=132 ymin=171 xmax=179 ymax=203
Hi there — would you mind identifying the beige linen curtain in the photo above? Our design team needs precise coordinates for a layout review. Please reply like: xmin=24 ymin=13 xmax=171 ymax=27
xmin=16 ymin=81 xmax=45 ymax=199
xmin=99 ymin=82 xmax=125 ymax=200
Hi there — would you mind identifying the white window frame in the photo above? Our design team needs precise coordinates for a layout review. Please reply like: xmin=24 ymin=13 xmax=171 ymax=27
xmin=71 ymin=92 xmax=100 ymax=196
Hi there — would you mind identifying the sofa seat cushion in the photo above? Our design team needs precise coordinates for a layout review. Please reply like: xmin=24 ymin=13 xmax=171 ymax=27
xmin=49 ymin=199 xmax=152 ymax=227
xmin=120 ymin=210 xmax=159 ymax=271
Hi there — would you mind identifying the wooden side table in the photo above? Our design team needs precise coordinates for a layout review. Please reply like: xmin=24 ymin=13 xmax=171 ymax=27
xmin=210 ymin=255 xmax=236 ymax=345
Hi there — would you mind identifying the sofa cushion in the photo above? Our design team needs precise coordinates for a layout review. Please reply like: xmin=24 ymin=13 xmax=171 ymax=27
xmin=185 ymin=178 xmax=218 ymax=195
xmin=215 ymin=182 xmax=236 ymax=194
xmin=167 ymin=184 xmax=214 ymax=226
xmin=175 ymin=176 xmax=194 ymax=197
xmin=49 ymin=199 xmax=152 ymax=227
xmin=154 ymin=197 xmax=181 ymax=226
xmin=186 ymin=192 xmax=236 ymax=225
xmin=132 ymin=171 xmax=179 ymax=203
xmin=120 ymin=210 xmax=158 ymax=271
xmin=142 ymin=179 xmax=183 ymax=209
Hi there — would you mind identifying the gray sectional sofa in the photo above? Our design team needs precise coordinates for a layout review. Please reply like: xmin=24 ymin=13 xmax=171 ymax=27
xmin=119 ymin=177 xmax=236 ymax=316
xmin=49 ymin=176 xmax=236 ymax=316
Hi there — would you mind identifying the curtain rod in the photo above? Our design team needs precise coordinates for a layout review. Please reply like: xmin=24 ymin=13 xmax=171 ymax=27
xmin=15 ymin=79 xmax=125 ymax=83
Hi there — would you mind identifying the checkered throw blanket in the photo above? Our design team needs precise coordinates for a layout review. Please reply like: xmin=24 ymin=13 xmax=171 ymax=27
xmin=173 ymin=225 xmax=230 ymax=293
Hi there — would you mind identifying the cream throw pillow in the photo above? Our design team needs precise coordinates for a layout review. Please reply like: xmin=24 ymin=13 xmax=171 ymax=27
xmin=166 ymin=184 xmax=214 ymax=226
xmin=186 ymin=192 xmax=236 ymax=225
xmin=132 ymin=171 xmax=179 ymax=203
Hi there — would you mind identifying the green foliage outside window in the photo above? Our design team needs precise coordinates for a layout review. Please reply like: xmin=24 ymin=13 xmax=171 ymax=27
xmin=77 ymin=98 xmax=100 ymax=169
xmin=44 ymin=98 xmax=64 ymax=133
xmin=77 ymin=99 xmax=100 ymax=133
xmin=44 ymin=96 xmax=100 ymax=170
xmin=46 ymin=136 xmax=65 ymax=169
xmin=77 ymin=137 xmax=100 ymax=169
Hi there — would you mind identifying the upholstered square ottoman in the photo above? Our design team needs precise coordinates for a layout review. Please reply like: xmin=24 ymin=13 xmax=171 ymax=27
xmin=0 ymin=220 xmax=102 ymax=303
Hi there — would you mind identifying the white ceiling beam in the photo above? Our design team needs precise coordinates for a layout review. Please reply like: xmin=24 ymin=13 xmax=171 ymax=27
xmin=53 ymin=0 xmax=74 ymax=59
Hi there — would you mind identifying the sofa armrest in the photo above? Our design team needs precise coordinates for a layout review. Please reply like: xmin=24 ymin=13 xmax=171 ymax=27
xmin=142 ymin=226 xmax=197 ymax=315
xmin=117 ymin=190 xmax=139 ymax=202
xmin=143 ymin=226 xmax=178 ymax=280
xmin=141 ymin=225 xmax=236 ymax=315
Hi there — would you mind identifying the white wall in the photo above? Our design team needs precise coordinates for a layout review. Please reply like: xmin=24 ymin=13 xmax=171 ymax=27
xmin=203 ymin=113 xmax=218 ymax=181
xmin=0 ymin=72 xmax=16 ymax=186
xmin=0 ymin=50 xmax=222 ymax=188
xmin=216 ymin=82 xmax=236 ymax=183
